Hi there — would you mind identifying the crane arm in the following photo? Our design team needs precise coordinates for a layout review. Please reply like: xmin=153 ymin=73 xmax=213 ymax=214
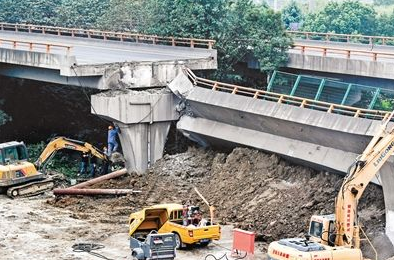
xmin=35 ymin=137 xmax=108 ymax=169
xmin=335 ymin=118 xmax=394 ymax=247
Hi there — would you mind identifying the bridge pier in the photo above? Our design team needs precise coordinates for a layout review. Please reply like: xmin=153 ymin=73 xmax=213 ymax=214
xmin=91 ymin=90 xmax=178 ymax=173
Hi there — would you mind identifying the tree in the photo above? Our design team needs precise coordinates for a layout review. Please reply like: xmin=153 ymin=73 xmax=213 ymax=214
xmin=0 ymin=100 xmax=11 ymax=126
xmin=136 ymin=0 xmax=291 ymax=80
xmin=55 ymin=0 xmax=110 ymax=28
xmin=0 ymin=0 xmax=61 ymax=25
xmin=96 ymin=0 xmax=146 ymax=32
xmin=139 ymin=0 xmax=227 ymax=39
xmin=282 ymin=0 xmax=303 ymax=29
xmin=216 ymin=0 xmax=291 ymax=78
xmin=302 ymin=1 xmax=377 ymax=35
xmin=376 ymin=11 xmax=394 ymax=36
xmin=373 ymin=0 xmax=393 ymax=6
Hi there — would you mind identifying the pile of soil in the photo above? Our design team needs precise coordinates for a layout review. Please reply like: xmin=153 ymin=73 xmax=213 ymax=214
xmin=49 ymin=147 xmax=393 ymax=259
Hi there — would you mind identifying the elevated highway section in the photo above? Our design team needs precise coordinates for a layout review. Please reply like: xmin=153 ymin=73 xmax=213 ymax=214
xmin=246 ymin=31 xmax=394 ymax=84
xmin=0 ymin=23 xmax=217 ymax=89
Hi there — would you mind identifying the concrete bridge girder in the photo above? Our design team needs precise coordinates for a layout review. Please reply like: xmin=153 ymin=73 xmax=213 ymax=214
xmin=287 ymin=52 xmax=394 ymax=80
xmin=168 ymin=71 xmax=394 ymax=246
xmin=0 ymin=53 xmax=215 ymax=89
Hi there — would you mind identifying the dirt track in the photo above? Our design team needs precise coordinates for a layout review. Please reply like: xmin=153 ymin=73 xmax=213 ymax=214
xmin=0 ymin=195 xmax=263 ymax=260
xmin=2 ymin=147 xmax=394 ymax=259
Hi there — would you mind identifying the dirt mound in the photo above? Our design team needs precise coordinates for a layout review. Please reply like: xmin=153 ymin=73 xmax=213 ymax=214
xmin=49 ymin=147 xmax=393 ymax=259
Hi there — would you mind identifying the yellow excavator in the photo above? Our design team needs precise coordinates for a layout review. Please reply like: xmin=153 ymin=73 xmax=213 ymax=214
xmin=267 ymin=111 xmax=394 ymax=259
xmin=0 ymin=137 xmax=120 ymax=198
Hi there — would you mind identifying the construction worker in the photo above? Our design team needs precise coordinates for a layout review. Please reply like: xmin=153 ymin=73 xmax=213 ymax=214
xmin=79 ymin=152 xmax=89 ymax=176
xmin=102 ymin=146 xmax=110 ymax=175
xmin=90 ymin=155 xmax=97 ymax=178
xmin=108 ymin=125 xmax=120 ymax=155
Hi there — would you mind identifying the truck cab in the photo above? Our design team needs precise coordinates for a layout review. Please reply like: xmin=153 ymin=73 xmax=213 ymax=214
xmin=0 ymin=141 xmax=28 ymax=165
xmin=0 ymin=142 xmax=42 ymax=190
xmin=267 ymin=214 xmax=362 ymax=260
xmin=309 ymin=214 xmax=336 ymax=246
xmin=128 ymin=203 xmax=221 ymax=249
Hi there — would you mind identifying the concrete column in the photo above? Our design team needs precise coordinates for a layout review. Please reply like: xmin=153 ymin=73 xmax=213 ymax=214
xmin=118 ymin=122 xmax=171 ymax=172
xmin=91 ymin=89 xmax=179 ymax=173
xmin=380 ymin=161 xmax=394 ymax=245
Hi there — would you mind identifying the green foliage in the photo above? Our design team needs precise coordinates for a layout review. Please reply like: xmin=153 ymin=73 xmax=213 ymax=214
xmin=139 ymin=0 xmax=226 ymax=39
xmin=373 ymin=92 xmax=394 ymax=111
xmin=281 ymin=0 xmax=303 ymax=29
xmin=27 ymin=143 xmax=79 ymax=178
xmin=55 ymin=0 xmax=110 ymax=28
xmin=374 ymin=0 xmax=394 ymax=6
xmin=302 ymin=1 xmax=377 ymax=35
xmin=96 ymin=0 xmax=146 ymax=31
xmin=139 ymin=0 xmax=290 ymax=78
xmin=0 ymin=0 xmax=61 ymax=25
xmin=376 ymin=11 xmax=394 ymax=36
xmin=0 ymin=110 xmax=10 ymax=126
xmin=235 ymin=1 xmax=291 ymax=74
xmin=0 ymin=99 xmax=11 ymax=126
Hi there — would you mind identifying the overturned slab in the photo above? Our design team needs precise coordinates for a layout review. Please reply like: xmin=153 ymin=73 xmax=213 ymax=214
xmin=169 ymin=71 xmax=394 ymax=245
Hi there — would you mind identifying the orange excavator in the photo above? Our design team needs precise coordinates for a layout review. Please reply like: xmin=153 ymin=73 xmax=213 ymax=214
xmin=267 ymin=111 xmax=394 ymax=259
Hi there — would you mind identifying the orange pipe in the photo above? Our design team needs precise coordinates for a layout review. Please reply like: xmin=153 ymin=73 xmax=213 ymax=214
xmin=54 ymin=188 xmax=140 ymax=196
xmin=67 ymin=168 xmax=128 ymax=189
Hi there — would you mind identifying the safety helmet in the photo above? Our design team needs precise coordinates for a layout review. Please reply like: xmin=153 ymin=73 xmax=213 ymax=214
xmin=108 ymin=125 xmax=114 ymax=130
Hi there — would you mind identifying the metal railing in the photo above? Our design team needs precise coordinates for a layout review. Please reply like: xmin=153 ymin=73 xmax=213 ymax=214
xmin=0 ymin=37 xmax=72 ymax=55
xmin=0 ymin=23 xmax=216 ymax=49
xmin=291 ymin=43 xmax=394 ymax=61
xmin=288 ymin=31 xmax=394 ymax=46
xmin=266 ymin=70 xmax=394 ymax=111
xmin=185 ymin=69 xmax=391 ymax=121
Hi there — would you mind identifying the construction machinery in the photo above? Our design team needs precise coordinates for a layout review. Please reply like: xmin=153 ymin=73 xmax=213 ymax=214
xmin=267 ymin=111 xmax=394 ymax=260
xmin=0 ymin=141 xmax=54 ymax=198
xmin=35 ymin=136 xmax=112 ymax=171
xmin=130 ymin=231 xmax=176 ymax=260
xmin=0 ymin=136 xmax=123 ymax=198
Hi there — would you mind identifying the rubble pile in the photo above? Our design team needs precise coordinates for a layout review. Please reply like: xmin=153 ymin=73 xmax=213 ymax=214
xmin=50 ymin=147 xmax=393 ymax=258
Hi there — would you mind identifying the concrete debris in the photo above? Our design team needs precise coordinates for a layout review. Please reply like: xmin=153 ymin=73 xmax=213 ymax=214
xmin=96 ymin=87 xmax=170 ymax=97
xmin=49 ymin=146 xmax=394 ymax=259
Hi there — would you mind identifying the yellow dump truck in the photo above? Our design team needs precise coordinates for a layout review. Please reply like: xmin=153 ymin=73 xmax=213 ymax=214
xmin=128 ymin=203 xmax=221 ymax=249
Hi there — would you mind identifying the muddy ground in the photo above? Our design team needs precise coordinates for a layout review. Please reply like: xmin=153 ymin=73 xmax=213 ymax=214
xmin=1 ymin=147 xmax=393 ymax=259
xmin=46 ymin=147 xmax=394 ymax=260
xmin=1 ymin=194 xmax=260 ymax=260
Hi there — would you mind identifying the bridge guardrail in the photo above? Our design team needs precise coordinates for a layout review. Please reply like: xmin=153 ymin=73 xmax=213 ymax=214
xmin=292 ymin=43 xmax=394 ymax=61
xmin=288 ymin=31 xmax=394 ymax=46
xmin=0 ymin=37 xmax=72 ymax=55
xmin=0 ymin=23 xmax=216 ymax=49
xmin=185 ymin=69 xmax=391 ymax=121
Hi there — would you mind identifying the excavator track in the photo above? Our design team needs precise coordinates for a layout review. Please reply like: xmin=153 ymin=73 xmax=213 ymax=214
xmin=6 ymin=179 xmax=54 ymax=198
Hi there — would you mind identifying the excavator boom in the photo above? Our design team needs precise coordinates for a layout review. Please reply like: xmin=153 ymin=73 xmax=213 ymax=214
xmin=335 ymin=113 xmax=394 ymax=247
xmin=35 ymin=137 xmax=108 ymax=169
xmin=268 ymin=109 xmax=394 ymax=259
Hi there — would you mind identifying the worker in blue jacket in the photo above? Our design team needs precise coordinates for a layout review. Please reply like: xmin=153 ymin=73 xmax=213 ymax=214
xmin=108 ymin=125 xmax=120 ymax=155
